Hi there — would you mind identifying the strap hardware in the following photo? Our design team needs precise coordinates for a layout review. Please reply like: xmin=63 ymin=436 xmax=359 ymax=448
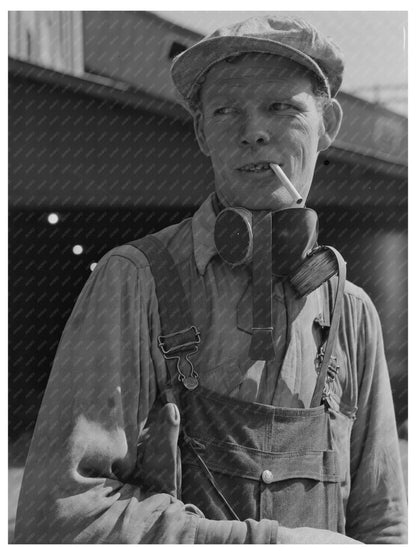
xmin=158 ymin=326 xmax=201 ymax=390
xmin=327 ymin=356 xmax=340 ymax=382
xmin=158 ymin=325 xmax=201 ymax=355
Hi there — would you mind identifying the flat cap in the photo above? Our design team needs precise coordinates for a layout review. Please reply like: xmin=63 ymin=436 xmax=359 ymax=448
xmin=171 ymin=15 xmax=344 ymax=110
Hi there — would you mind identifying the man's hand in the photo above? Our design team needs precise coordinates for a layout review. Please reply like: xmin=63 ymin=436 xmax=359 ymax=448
xmin=137 ymin=402 xmax=181 ymax=498
xmin=279 ymin=526 xmax=362 ymax=544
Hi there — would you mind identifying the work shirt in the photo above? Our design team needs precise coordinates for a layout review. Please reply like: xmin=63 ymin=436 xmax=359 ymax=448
xmin=15 ymin=194 xmax=407 ymax=543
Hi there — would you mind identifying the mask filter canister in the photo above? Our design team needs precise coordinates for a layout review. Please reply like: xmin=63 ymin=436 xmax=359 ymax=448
xmin=214 ymin=207 xmax=253 ymax=266
xmin=213 ymin=205 xmax=346 ymax=361
xmin=214 ymin=206 xmax=345 ymax=297
xmin=214 ymin=206 xmax=319 ymax=276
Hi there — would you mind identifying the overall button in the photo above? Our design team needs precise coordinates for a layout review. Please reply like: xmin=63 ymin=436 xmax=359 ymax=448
xmin=261 ymin=470 xmax=274 ymax=484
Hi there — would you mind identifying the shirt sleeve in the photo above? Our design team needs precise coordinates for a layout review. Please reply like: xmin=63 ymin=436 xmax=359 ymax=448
xmin=14 ymin=247 xmax=278 ymax=544
xmin=345 ymin=290 xmax=407 ymax=543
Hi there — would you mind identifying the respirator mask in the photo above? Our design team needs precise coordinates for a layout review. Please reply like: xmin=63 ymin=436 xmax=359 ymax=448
xmin=213 ymin=205 xmax=346 ymax=361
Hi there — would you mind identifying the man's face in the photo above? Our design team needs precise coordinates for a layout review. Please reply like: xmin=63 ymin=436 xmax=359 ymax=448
xmin=194 ymin=54 xmax=335 ymax=210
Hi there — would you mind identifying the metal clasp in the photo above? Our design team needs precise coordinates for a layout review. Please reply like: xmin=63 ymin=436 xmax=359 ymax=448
xmin=158 ymin=325 xmax=200 ymax=355
xmin=158 ymin=326 xmax=201 ymax=390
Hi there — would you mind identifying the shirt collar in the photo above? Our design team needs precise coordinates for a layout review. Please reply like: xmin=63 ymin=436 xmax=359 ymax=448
xmin=192 ymin=193 xmax=219 ymax=275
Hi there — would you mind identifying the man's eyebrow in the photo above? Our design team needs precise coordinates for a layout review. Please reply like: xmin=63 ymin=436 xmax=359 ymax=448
xmin=267 ymin=94 xmax=310 ymax=104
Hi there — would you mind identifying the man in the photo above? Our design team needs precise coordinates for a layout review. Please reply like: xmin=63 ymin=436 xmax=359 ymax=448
xmin=15 ymin=15 xmax=407 ymax=543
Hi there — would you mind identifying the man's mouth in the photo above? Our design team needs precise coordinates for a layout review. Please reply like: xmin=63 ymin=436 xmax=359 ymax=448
xmin=237 ymin=162 xmax=278 ymax=173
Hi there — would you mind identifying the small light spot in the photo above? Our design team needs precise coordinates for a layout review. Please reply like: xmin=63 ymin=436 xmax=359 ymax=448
xmin=90 ymin=262 xmax=97 ymax=271
xmin=47 ymin=213 xmax=59 ymax=224
xmin=72 ymin=245 xmax=83 ymax=255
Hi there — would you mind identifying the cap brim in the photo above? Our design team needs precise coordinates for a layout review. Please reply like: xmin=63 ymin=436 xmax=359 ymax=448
xmin=171 ymin=35 xmax=331 ymax=104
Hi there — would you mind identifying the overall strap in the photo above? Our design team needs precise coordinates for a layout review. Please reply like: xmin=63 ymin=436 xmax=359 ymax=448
xmin=310 ymin=247 xmax=347 ymax=408
xmin=128 ymin=236 xmax=201 ymax=395
xmin=130 ymin=236 xmax=241 ymax=519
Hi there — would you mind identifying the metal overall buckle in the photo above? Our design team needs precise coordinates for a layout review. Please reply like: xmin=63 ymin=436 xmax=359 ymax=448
xmin=158 ymin=326 xmax=201 ymax=390
xmin=321 ymin=355 xmax=340 ymax=407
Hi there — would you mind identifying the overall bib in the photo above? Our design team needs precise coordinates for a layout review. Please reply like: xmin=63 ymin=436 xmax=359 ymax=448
xmin=131 ymin=234 xmax=346 ymax=533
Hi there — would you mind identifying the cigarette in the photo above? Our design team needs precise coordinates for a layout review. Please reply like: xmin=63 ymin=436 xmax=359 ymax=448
xmin=270 ymin=164 xmax=303 ymax=205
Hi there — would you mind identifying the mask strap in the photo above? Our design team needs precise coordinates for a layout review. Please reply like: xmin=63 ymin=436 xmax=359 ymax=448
xmin=248 ymin=211 xmax=276 ymax=361
xmin=310 ymin=247 xmax=347 ymax=407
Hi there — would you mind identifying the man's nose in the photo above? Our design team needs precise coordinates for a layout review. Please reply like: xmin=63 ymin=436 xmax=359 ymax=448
xmin=240 ymin=115 xmax=271 ymax=146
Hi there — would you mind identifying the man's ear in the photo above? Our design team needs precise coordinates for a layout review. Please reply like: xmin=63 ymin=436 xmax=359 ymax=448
xmin=318 ymin=99 xmax=343 ymax=152
xmin=193 ymin=110 xmax=210 ymax=157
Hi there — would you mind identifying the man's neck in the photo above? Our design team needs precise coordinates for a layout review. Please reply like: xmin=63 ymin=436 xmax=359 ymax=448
xmin=212 ymin=193 xmax=226 ymax=216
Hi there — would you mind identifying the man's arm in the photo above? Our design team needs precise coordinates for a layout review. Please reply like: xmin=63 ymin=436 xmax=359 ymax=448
xmin=13 ymin=249 xmax=278 ymax=543
xmin=346 ymin=291 xmax=407 ymax=543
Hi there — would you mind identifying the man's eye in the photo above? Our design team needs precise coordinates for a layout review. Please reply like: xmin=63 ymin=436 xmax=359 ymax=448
xmin=270 ymin=102 xmax=295 ymax=112
xmin=213 ymin=107 xmax=235 ymax=115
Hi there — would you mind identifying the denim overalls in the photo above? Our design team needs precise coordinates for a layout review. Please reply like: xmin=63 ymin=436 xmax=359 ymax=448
xmin=132 ymin=234 xmax=346 ymax=533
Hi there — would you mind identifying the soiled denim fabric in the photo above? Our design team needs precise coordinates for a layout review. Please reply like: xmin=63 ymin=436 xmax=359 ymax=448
xmin=15 ymin=194 xmax=407 ymax=543
xmin=180 ymin=386 xmax=344 ymax=531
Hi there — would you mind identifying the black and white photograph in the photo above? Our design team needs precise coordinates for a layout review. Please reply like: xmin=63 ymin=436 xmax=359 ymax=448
xmin=8 ymin=8 xmax=408 ymax=544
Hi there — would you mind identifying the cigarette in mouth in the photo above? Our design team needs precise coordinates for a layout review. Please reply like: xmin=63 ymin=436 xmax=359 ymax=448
xmin=270 ymin=164 xmax=303 ymax=205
